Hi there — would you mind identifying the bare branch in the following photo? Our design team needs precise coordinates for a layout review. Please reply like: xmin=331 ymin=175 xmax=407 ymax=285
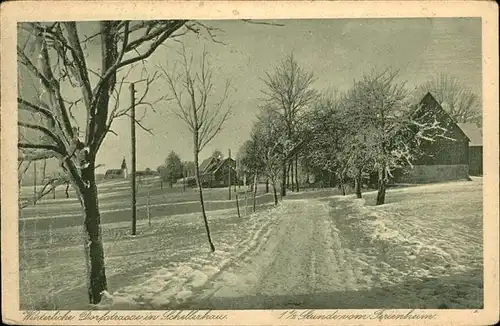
xmin=18 ymin=143 xmax=61 ymax=158
xmin=18 ymin=98 xmax=56 ymax=124
xmin=159 ymin=44 xmax=232 ymax=155
xmin=117 ymin=20 xmax=187 ymax=69
xmin=18 ymin=122 xmax=66 ymax=153
xmin=123 ymin=112 xmax=154 ymax=135
xmin=241 ymin=19 xmax=285 ymax=27
xmin=62 ymin=22 xmax=93 ymax=110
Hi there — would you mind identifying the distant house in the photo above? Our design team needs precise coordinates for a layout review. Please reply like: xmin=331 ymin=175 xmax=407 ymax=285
xmin=398 ymin=92 xmax=471 ymax=183
xmin=104 ymin=158 xmax=128 ymax=179
xmin=134 ymin=169 xmax=159 ymax=179
xmin=199 ymin=156 xmax=238 ymax=188
xmin=457 ymin=123 xmax=483 ymax=176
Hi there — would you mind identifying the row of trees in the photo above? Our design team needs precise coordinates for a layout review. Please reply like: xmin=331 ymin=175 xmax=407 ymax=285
xmin=239 ymin=54 xmax=480 ymax=206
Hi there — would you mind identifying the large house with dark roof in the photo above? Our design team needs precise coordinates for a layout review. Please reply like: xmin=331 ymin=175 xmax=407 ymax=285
xmin=397 ymin=92 xmax=472 ymax=183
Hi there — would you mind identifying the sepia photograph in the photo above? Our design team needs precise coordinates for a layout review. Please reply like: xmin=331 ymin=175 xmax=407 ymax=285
xmin=1 ymin=1 xmax=499 ymax=325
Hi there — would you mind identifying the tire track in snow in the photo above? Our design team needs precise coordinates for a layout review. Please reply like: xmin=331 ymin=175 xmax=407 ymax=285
xmin=199 ymin=199 xmax=366 ymax=309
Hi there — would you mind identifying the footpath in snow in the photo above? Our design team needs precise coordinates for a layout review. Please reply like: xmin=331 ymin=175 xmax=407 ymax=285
xmin=93 ymin=205 xmax=284 ymax=310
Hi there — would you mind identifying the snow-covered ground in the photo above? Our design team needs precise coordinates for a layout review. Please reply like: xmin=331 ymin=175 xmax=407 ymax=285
xmin=327 ymin=179 xmax=483 ymax=308
xmin=193 ymin=179 xmax=483 ymax=309
xmin=19 ymin=179 xmax=483 ymax=310
xmin=19 ymin=204 xmax=280 ymax=310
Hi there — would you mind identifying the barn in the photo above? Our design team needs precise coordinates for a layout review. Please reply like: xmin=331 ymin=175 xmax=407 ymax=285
xmin=457 ymin=123 xmax=483 ymax=176
xmin=199 ymin=156 xmax=238 ymax=188
xmin=398 ymin=92 xmax=471 ymax=183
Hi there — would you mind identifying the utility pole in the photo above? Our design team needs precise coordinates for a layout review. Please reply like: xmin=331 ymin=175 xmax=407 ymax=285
xmin=33 ymin=161 xmax=37 ymax=205
xmin=130 ymin=83 xmax=137 ymax=236
xmin=228 ymin=149 xmax=231 ymax=200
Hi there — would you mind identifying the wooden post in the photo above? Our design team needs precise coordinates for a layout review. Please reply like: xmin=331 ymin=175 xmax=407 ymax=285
xmin=65 ymin=182 xmax=70 ymax=198
xmin=147 ymin=188 xmax=151 ymax=227
xmin=235 ymin=193 xmax=241 ymax=218
xmin=33 ymin=161 xmax=37 ymax=205
xmin=234 ymin=158 xmax=238 ymax=192
xmin=253 ymin=173 xmax=257 ymax=212
xmin=228 ymin=149 xmax=232 ymax=200
xmin=244 ymin=185 xmax=248 ymax=215
xmin=130 ymin=83 xmax=137 ymax=236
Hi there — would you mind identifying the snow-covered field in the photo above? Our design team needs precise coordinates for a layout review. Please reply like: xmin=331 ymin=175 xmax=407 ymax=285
xmin=19 ymin=204 xmax=279 ymax=310
xmin=328 ymin=179 xmax=483 ymax=308
xmin=19 ymin=179 xmax=483 ymax=310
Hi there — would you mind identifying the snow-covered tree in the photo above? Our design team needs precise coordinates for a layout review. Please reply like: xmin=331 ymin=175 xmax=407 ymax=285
xmin=163 ymin=151 xmax=183 ymax=187
xmin=343 ymin=70 xmax=449 ymax=205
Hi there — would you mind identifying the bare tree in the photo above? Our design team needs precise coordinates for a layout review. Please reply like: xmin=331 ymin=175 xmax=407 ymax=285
xmin=261 ymin=53 xmax=317 ymax=197
xmin=414 ymin=73 xmax=481 ymax=125
xmin=253 ymin=108 xmax=286 ymax=205
xmin=159 ymin=45 xmax=231 ymax=252
xmin=16 ymin=20 xmax=201 ymax=304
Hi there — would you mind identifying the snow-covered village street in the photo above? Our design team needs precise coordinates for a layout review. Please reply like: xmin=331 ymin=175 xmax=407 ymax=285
xmin=12 ymin=17 xmax=491 ymax=322
xmin=19 ymin=179 xmax=483 ymax=310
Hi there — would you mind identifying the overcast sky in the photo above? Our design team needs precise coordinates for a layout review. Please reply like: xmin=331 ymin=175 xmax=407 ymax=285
xmin=20 ymin=18 xmax=483 ymax=173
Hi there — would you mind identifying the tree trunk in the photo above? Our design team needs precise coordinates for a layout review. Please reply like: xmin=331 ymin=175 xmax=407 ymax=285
xmin=287 ymin=163 xmax=292 ymax=191
xmin=194 ymin=138 xmax=215 ymax=252
xmin=355 ymin=169 xmax=362 ymax=199
xmin=290 ymin=162 xmax=295 ymax=191
xmin=376 ymin=167 xmax=387 ymax=205
xmin=53 ymin=184 xmax=56 ymax=199
xmin=281 ymin=163 xmax=287 ymax=198
xmin=265 ymin=179 xmax=269 ymax=193
xmin=272 ymin=182 xmax=278 ymax=205
xmin=339 ymin=173 xmax=346 ymax=196
xmin=79 ymin=164 xmax=107 ymax=305
xmin=252 ymin=173 xmax=258 ymax=212
xmin=294 ymin=156 xmax=299 ymax=192
xmin=235 ymin=194 xmax=241 ymax=218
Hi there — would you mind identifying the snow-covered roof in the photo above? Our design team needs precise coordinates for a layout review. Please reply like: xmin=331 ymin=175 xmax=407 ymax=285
xmin=457 ymin=123 xmax=482 ymax=146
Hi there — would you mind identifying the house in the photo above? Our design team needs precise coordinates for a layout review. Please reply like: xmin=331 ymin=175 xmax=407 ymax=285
xmin=457 ymin=123 xmax=483 ymax=176
xmin=135 ymin=169 xmax=158 ymax=178
xmin=199 ymin=156 xmax=238 ymax=188
xmin=104 ymin=158 xmax=128 ymax=179
xmin=398 ymin=92 xmax=471 ymax=183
